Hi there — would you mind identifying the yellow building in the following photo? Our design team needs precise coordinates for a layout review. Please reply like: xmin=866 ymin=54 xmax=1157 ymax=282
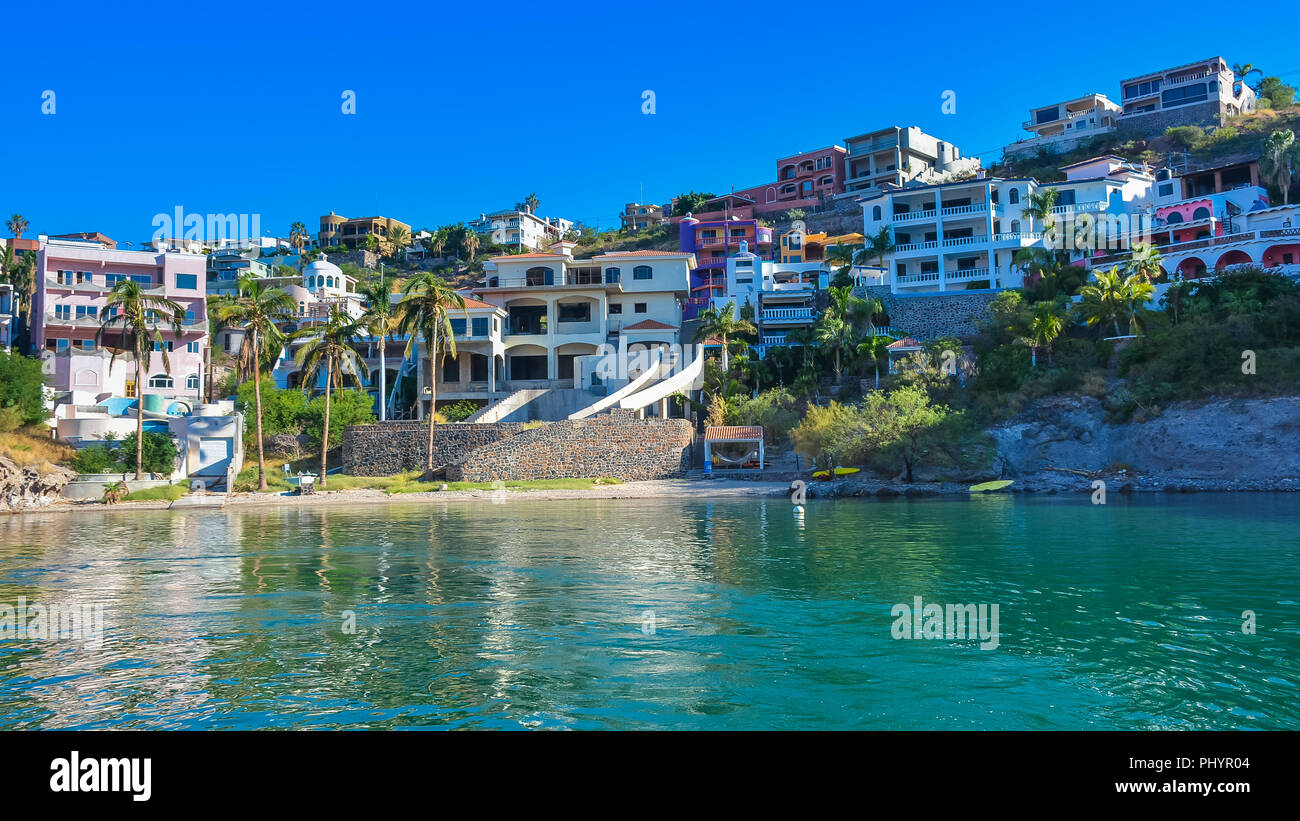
xmin=318 ymin=212 xmax=412 ymax=253
xmin=778 ymin=221 xmax=864 ymax=263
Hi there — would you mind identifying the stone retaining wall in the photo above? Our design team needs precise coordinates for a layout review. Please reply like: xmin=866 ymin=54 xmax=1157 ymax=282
xmin=341 ymin=421 xmax=530 ymax=475
xmin=859 ymin=286 xmax=1000 ymax=340
xmin=446 ymin=413 xmax=695 ymax=481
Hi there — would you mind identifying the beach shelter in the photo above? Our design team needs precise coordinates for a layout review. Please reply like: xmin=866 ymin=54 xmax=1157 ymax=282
xmin=703 ymin=425 xmax=765 ymax=472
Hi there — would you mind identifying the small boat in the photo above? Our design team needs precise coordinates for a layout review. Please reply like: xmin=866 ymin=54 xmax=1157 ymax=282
xmin=812 ymin=467 xmax=860 ymax=480
xmin=969 ymin=479 xmax=1014 ymax=492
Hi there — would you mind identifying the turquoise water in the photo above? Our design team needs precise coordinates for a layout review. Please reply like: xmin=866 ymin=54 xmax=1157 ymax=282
xmin=0 ymin=494 xmax=1297 ymax=730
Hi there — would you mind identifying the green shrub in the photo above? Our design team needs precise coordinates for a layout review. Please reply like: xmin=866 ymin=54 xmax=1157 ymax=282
xmin=0 ymin=351 xmax=47 ymax=427
xmin=726 ymin=388 xmax=803 ymax=444
xmin=439 ymin=400 xmax=481 ymax=422
xmin=72 ymin=431 xmax=177 ymax=475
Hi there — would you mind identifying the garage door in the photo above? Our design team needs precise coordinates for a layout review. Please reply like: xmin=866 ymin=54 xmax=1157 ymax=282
xmin=197 ymin=437 xmax=232 ymax=475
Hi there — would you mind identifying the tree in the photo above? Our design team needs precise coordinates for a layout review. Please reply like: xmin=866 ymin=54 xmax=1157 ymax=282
xmin=6 ymin=215 xmax=28 ymax=239
xmin=671 ymin=191 xmax=716 ymax=216
xmin=289 ymin=221 xmax=311 ymax=261
xmin=814 ymin=313 xmax=854 ymax=383
xmin=462 ymin=230 xmax=480 ymax=262
xmin=358 ymin=275 xmax=398 ymax=421
xmin=1075 ymin=268 xmax=1154 ymax=338
xmin=292 ymin=306 xmax=369 ymax=488
xmin=1258 ymin=77 xmax=1297 ymax=109
xmin=395 ymin=271 xmax=466 ymax=476
xmin=214 ymin=275 xmax=298 ymax=490
xmin=824 ymin=244 xmax=859 ymax=287
xmin=1161 ymin=279 xmax=1195 ymax=325
xmin=1018 ymin=301 xmax=1065 ymax=367
xmin=10 ymin=250 xmax=35 ymax=319
xmin=867 ymin=386 xmax=948 ymax=483
xmin=1260 ymin=130 xmax=1298 ymax=205
xmin=855 ymin=335 xmax=891 ymax=389
xmin=387 ymin=225 xmax=410 ymax=259
xmin=1125 ymin=241 xmax=1164 ymax=283
xmin=1021 ymin=187 xmax=1061 ymax=235
xmin=1231 ymin=62 xmax=1261 ymax=86
xmin=693 ymin=300 xmax=756 ymax=373
xmin=0 ymin=243 xmax=13 ymax=286
xmin=863 ymin=225 xmax=895 ymax=268
xmin=523 ymin=193 xmax=540 ymax=214
xmin=96 ymin=280 xmax=186 ymax=480
xmin=0 ymin=350 xmax=46 ymax=426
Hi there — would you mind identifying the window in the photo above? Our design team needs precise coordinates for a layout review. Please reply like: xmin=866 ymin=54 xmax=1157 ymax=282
xmin=187 ymin=341 xmax=199 ymax=353
xmin=472 ymin=317 xmax=489 ymax=337
xmin=1010 ymin=220 xmax=1021 ymax=233
xmin=175 ymin=274 xmax=198 ymax=290
xmin=449 ymin=318 xmax=467 ymax=336
xmin=125 ymin=380 xmax=136 ymax=399
xmin=605 ymin=267 xmax=621 ymax=283
xmin=80 ymin=339 xmax=94 ymax=350
xmin=154 ymin=340 xmax=174 ymax=352
xmin=872 ymin=205 xmax=882 ymax=220
xmin=525 ymin=267 xmax=554 ymax=286
xmin=470 ymin=354 xmax=489 ymax=382
xmin=558 ymin=302 xmax=591 ymax=322
xmin=55 ymin=305 xmax=72 ymax=320
xmin=1158 ymin=183 xmax=1174 ymax=196
xmin=442 ymin=355 xmax=459 ymax=383
xmin=634 ymin=303 xmax=647 ymax=313
xmin=148 ymin=374 xmax=174 ymax=388
xmin=1009 ymin=188 xmax=1020 ymax=204
xmin=632 ymin=265 xmax=653 ymax=280
xmin=609 ymin=303 xmax=623 ymax=314
xmin=1163 ymin=83 xmax=1208 ymax=108
xmin=186 ymin=374 xmax=200 ymax=390
xmin=185 ymin=310 xmax=196 ymax=323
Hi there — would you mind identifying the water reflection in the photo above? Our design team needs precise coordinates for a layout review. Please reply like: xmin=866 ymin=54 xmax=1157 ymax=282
xmin=0 ymin=495 xmax=1297 ymax=729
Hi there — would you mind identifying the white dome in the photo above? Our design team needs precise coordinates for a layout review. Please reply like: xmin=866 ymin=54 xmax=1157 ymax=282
xmin=303 ymin=257 xmax=343 ymax=278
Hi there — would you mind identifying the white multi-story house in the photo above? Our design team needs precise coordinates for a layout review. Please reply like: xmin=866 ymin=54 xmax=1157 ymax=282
xmin=839 ymin=126 xmax=980 ymax=198
xmin=1118 ymin=57 xmax=1255 ymax=124
xmin=0 ymin=282 xmax=14 ymax=352
xmin=468 ymin=209 xmax=576 ymax=252
xmin=1005 ymin=93 xmax=1121 ymax=157
xmin=474 ymin=243 xmax=694 ymax=388
xmin=861 ymin=157 xmax=1155 ymax=294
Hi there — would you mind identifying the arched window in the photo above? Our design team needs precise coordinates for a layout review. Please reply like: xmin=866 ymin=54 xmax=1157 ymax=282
xmin=1167 ymin=212 xmax=1183 ymax=223
xmin=872 ymin=206 xmax=882 ymax=220
xmin=186 ymin=373 xmax=200 ymax=390
xmin=1009 ymin=188 xmax=1020 ymax=204
xmin=525 ymin=266 xmax=554 ymax=286
xmin=1010 ymin=220 xmax=1021 ymax=233
xmin=819 ymin=176 xmax=833 ymax=186
xmin=605 ymin=267 xmax=621 ymax=284
xmin=1192 ymin=206 xmax=1211 ymax=220
xmin=781 ymin=184 xmax=797 ymax=194
xmin=148 ymin=374 xmax=174 ymax=388
xmin=633 ymin=265 xmax=653 ymax=280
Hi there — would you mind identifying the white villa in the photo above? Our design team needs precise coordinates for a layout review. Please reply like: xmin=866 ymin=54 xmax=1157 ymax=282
xmin=1005 ymin=92 xmax=1121 ymax=157
xmin=468 ymin=209 xmax=576 ymax=252
xmin=860 ymin=156 xmax=1155 ymax=294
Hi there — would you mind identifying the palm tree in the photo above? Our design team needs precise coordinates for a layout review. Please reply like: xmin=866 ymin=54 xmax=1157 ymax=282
xmin=215 ymin=275 xmax=297 ymax=490
xmin=863 ymin=225 xmax=895 ymax=268
xmin=11 ymin=250 xmax=36 ymax=319
xmin=827 ymin=285 xmax=883 ymax=337
xmin=814 ymin=313 xmax=854 ymax=383
xmin=693 ymin=300 xmax=756 ymax=373
xmin=395 ymin=272 xmax=466 ymax=477
xmin=855 ymin=335 xmax=891 ymax=389
xmin=462 ymin=231 xmax=480 ymax=262
xmin=1125 ymin=241 xmax=1164 ymax=283
xmin=824 ymin=244 xmax=859 ymax=285
xmin=292 ymin=306 xmax=369 ymax=489
xmin=1075 ymin=268 xmax=1154 ymax=338
xmin=1260 ymin=130 xmax=1298 ymax=205
xmin=95 ymin=280 xmax=186 ymax=480
xmin=289 ymin=221 xmax=311 ymax=261
xmin=1162 ymin=279 xmax=1195 ymax=325
xmin=387 ymin=225 xmax=411 ymax=260
xmin=1018 ymin=302 xmax=1065 ymax=367
xmin=0 ymin=243 xmax=14 ymax=285
xmin=358 ymin=275 xmax=397 ymax=421
xmin=1021 ymin=188 xmax=1061 ymax=235
xmin=1231 ymin=63 xmax=1261 ymax=88
xmin=523 ymin=193 xmax=540 ymax=214
xmin=6 ymin=215 xmax=28 ymax=239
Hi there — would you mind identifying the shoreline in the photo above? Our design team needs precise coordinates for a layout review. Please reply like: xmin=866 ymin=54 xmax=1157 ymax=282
xmin=8 ymin=472 xmax=1299 ymax=517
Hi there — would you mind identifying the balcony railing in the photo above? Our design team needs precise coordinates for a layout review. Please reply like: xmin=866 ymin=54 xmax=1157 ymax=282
xmin=941 ymin=235 xmax=983 ymax=248
xmin=1051 ymin=202 xmax=1105 ymax=214
xmin=940 ymin=203 xmax=989 ymax=217
xmin=896 ymin=271 xmax=941 ymax=285
xmin=947 ymin=266 xmax=991 ymax=282
xmin=760 ymin=307 xmax=815 ymax=321
xmin=894 ymin=240 xmax=939 ymax=252
xmin=993 ymin=231 xmax=1044 ymax=242
xmin=892 ymin=209 xmax=937 ymax=224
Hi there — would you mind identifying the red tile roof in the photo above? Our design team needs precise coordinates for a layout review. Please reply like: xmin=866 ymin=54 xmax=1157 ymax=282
xmin=704 ymin=425 xmax=764 ymax=441
xmin=487 ymin=253 xmax=566 ymax=261
xmin=621 ymin=319 xmax=678 ymax=331
xmin=459 ymin=296 xmax=503 ymax=310
xmin=595 ymin=250 xmax=693 ymax=258
xmin=886 ymin=337 xmax=922 ymax=349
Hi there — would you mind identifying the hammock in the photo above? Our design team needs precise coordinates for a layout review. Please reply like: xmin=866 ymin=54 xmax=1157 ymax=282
xmin=711 ymin=449 xmax=759 ymax=465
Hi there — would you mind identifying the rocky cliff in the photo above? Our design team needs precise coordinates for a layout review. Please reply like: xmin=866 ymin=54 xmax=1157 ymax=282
xmin=1 ymin=456 xmax=77 ymax=512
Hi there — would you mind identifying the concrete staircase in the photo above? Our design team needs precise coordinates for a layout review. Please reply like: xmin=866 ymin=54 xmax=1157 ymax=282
xmin=465 ymin=388 xmax=604 ymax=423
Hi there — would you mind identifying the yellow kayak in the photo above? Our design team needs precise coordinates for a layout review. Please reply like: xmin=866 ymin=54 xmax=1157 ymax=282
xmin=813 ymin=467 xmax=861 ymax=479
xmin=969 ymin=480 xmax=1014 ymax=492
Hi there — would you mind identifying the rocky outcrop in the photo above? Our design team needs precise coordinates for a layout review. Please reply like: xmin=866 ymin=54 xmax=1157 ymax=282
xmin=1 ymin=456 xmax=77 ymax=512
xmin=990 ymin=395 xmax=1300 ymax=492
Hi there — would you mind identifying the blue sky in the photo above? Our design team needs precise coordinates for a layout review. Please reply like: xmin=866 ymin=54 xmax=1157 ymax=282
xmin=2 ymin=0 xmax=1297 ymax=246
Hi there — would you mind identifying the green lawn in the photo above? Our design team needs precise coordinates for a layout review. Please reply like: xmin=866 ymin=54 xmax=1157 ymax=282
xmin=234 ymin=460 xmax=624 ymax=495
xmin=122 ymin=483 xmax=188 ymax=502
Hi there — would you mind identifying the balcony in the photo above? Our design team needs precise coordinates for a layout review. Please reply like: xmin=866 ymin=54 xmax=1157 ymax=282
xmin=760 ymin=307 xmax=815 ymax=322
xmin=947 ymin=266 xmax=991 ymax=282
xmin=993 ymin=231 xmax=1044 ymax=243
xmin=940 ymin=203 xmax=990 ymax=218
xmin=896 ymin=271 xmax=941 ymax=286
xmin=894 ymin=240 xmax=939 ymax=253
xmin=892 ymin=209 xmax=937 ymax=224
xmin=1051 ymin=201 xmax=1105 ymax=214
xmin=941 ymin=235 xmax=984 ymax=248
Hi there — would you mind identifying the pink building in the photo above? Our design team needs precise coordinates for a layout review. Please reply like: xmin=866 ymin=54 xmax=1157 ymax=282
xmin=32 ymin=237 xmax=208 ymax=404
xmin=734 ymin=145 xmax=847 ymax=215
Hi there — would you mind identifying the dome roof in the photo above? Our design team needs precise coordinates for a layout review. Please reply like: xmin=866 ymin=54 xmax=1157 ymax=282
xmin=303 ymin=256 xmax=343 ymax=277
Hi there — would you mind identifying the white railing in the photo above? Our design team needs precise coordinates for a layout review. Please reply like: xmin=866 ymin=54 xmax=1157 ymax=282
xmin=760 ymin=307 xmax=815 ymax=320
xmin=947 ymin=267 xmax=991 ymax=281
xmin=1051 ymin=202 xmax=1105 ymax=214
xmin=896 ymin=271 xmax=941 ymax=285
xmin=894 ymin=240 xmax=939 ymax=253
xmin=892 ymin=209 xmax=936 ymax=224
xmin=942 ymin=235 xmax=983 ymax=248
xmin=940 ymin=203 xmax=988 ymax=217
xmin=993 ymin=231 xmax=1043 ymax=242
xmin=761 ymin=335 xmax=791 ymax=346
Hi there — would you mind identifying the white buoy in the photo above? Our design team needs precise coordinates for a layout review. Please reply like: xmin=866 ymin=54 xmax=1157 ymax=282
xmin=793 ymin=505 xmax=805 ymax=515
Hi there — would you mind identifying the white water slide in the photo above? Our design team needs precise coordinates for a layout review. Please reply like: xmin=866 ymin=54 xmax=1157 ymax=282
xmin=568 ymin=347 xmax=705 ymax=420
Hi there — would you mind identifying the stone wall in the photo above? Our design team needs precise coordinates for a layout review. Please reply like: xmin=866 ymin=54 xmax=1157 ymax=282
xmin=446 ymin=412 xmax=695 ymax=482
xmin=858 ymin=286 xmax=1000 ymax=340
xmin=341 ymin=421 xmax=530 ymax=475
xmin=1117 ymin=100 xmax=1228 ymax=135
